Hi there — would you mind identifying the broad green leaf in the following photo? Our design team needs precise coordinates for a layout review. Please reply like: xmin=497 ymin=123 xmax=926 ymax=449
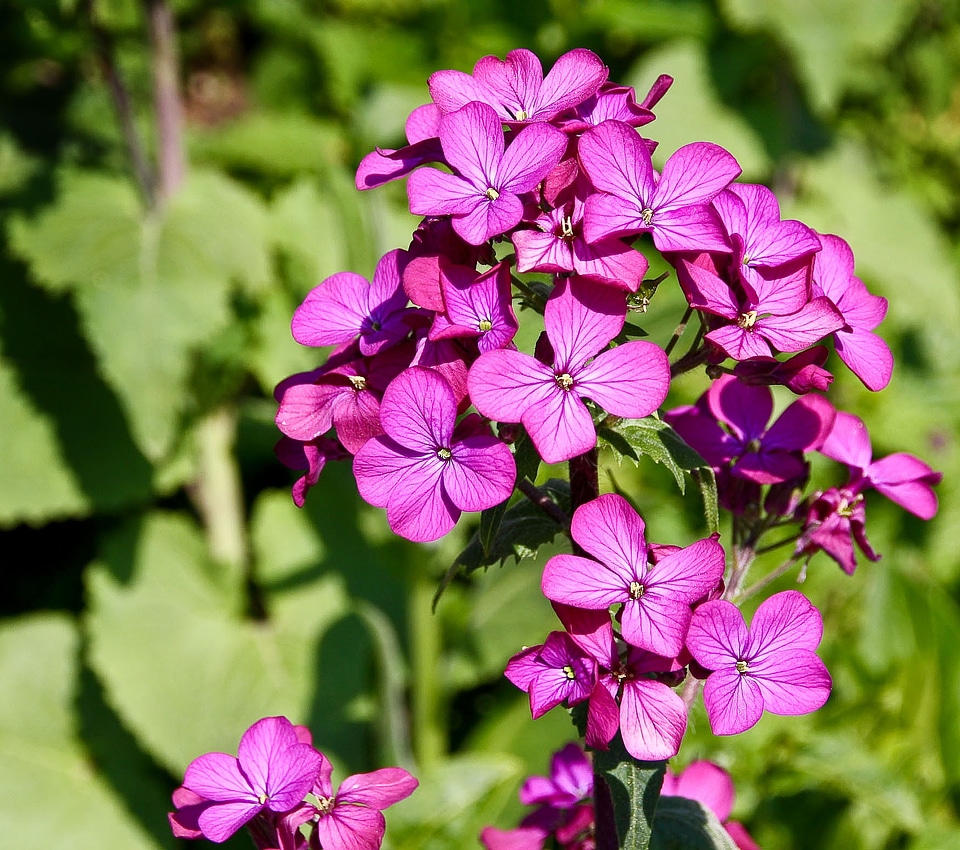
xmin=9 ymin=170 xmax=271 ymax=459
xmin=651 ymin=796 xmax=740 ymax=850
xmin=593 ymin=736 xmax=665 ymax=850
xmin=387 ymin=753 xmax=525 ymax=850
xmin=85 ymin=511 xmax=350 ymax=774
xmin=719 ymin=0 xmax=920 ymax=113
xmin=479 ymin=498 xmax=509 ymax=558
xmin=626 ymin=41 xmax=770 ymax=179
xmin=0 ymin=614 xmax=162 ymax=850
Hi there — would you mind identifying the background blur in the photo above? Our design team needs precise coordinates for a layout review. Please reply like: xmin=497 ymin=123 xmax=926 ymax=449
xmin=1 ymin=1 xmax=959 ymax=848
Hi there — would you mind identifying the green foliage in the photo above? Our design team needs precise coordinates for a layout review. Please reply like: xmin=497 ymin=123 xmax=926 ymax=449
xmin=593 ymin=739 xmax=666 ymax=850
xmin=651 ymin=797 xmax=739 ymax=850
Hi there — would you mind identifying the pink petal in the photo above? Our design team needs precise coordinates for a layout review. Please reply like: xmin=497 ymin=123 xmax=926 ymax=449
xmin=664 ymin=761 xmax=735 ymax=822
xmin=868 ymin=453 xmax=941 ymax=519
xmin=654 ymin=142 xmax=741 ymax=211
xmin=545 ymin=277 xmax=625 ymax=371
xmin=645 ymin=536 xmax=726 ymax=603
xmin=582 ymin=191 xmax=649 ymax=243
xmin=650 ymin=205 xmax=731 ymax=253
xmin=749 ymin=650 xmax=831 ymax=716
xmin=756 ymin=297 xmax=844 ymax=353
xmin=553 ymin=602 xmax=617 ymax=667
xmin=513 ymin=227 xmax=574 ymax=274
xmin=535 ymin=48 xmax=609 ymax=118
xmin=619 ymin=679 xmax=686 ymax=760
xmin=385 ymin=455 xmax=460 ymax=542
xmin=572 ymin=235 xmax=649 ymax=291
xmin=474 ymin=50 xmax=543 ymax=120
xmin=819 ymin=411 xmax=872 ymax=470
xmin=707 ymin=375 xmax=772 ymax=442
xmin=742 ymin=258 xmax=811 ymax=317
xmin=706 ymin=324 xmax=773 ymax=361
xmin=275 ymin=383 xmax=339 ymax=441
xmin=621 ymin=595 xmax=691 ymax=658
xmin=835 ymin=327 xmax=893 ymax=391
xmin=407 ymin=168 xmax=484 ymax=217
xmin=762 ymin=393 xmax=836 ymax=453
xmin=337 ymin=768 xmax=418 ymax=810
xmin=237 ymin=717 xmax=312 ymax=806
xmin=577 ymin=120 xmax=655 ymax=205
xmin=748 ymin=590 xmax=824 ymax=658
xmin=197 ymin=801 xmax=264 ymax=843
xmin=569 ymin=493 xmax=647 ymax=575
xmin=676 ymin=258 xmax=740 ymax=319
xmin=353 ymin=437 xmax=425 ymax=509
xmin=586 ymin=680 xmax=621 ymax=749
xmin=332 ymin=388 xmax=383 ymax=455
xmin=686 ymin=600 xmax=749 ymax=670
xmin=428 ymin=69 xmax=495 ymax=114
xmin=452 ymin=192 xmax=524 ymax=245
xmin=575 ymin=340 xmax=670 ymax=418
xmin=314 ymin=806 xmax=386 ymax=850
xmin=439 ymin=101 xmax=503 ymax=188
xmin=184 ymin=753 xmax=255 ymax=803
xmin=702 ymin=669 xmax=764 ymax=735
xmin=292 ymin=272 xmax=371 ymax=347
xmin=379 ymin=366 xmax=455 ymax=451
xmin=468 ymin=349 xmax=555 ymax=421
xmin=498 ymin=123 xmax=568 ymax=193
xmin=521 ymin=385 xmax=597 ymax=464
xmin=541 ymin=553 xmax=630 ymax=609
xmin=445 ymin=435 xmax=516 ymax=512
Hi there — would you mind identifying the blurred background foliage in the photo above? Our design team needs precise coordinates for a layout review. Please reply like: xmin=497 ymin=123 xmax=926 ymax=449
xmin=1 ymin=0 xmax=958 ymax=848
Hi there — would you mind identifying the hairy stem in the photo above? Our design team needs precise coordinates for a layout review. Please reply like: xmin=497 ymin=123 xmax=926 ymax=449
xmin=737 ymin=555 xmax=805 ymax=602
xmin=663 ymin=304 xmax=693 ymax=357
xmin=144 ymin=0 xmax=185 ymax=200
xmin=517 ymin=478 xmax=570 ymax=529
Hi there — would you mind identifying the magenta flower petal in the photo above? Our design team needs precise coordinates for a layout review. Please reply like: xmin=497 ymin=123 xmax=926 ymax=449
xmin=522 ymin=387 xmax=597 ymax=464
xmin=575 ymin=341 xmax=670 ymax=417
xmin=542 ymin=553 xmax=630 ymax=609
xmin=275 ymin=383 xmax=338 ymax=442
xmin=546 ymin=277 xmax=625 ymax=371
xmin=662 ymin=761 xmax=735 ymax=823
xmin=749 ymin=650 xmax=831 ymax=716
xmin=761 ymin=394 xmax=835 ymax=454
xmin=568 ymin=492 xmax=647 ymax=574
xmin=619 ymin=679 xmax=686 ymax=760
xmin=701 ymin=668 xmax=764 ymax=736
xmin=819 ymin=411 xmax=872 ymax=470
xmin=647 ymin=205 xmax=730 ymax=253
xmin=337 ymin=768 xmax=419 ymax=810
xmin=755 ymin=297 xmax=844 ymax=352
xmin=197 ymin=801 xmax=265 ymax=844
xmin=453 ymin=192 xmax=524 ymax=245
xmin=445 ymin=435 xmax=516 ymax=511
xmin=237 ymin=717 xmax=319 ymax=811
xmin=468 ymin=349 xmax=557 ymax=421
xmin=407 ymin=167 xmax=484 ymax=216
xmin=578 ymin=119 xmax=655 ymax=202
xmin=708 ymin=375 xmax=772 ymax=443
xmin=655 ymin=143 xmax=742 ymax=211
xmin=749 ymin=590 xmax=824 ymax=657
xmin=835 ymin=328 xmax=893 ymax=392
xmin=291 ymin=272 xmax=369 ymax=347
xmin=586 ymin=680 xmax=621 ymax=749
xmin=685 ymin=600 xmax=749 ymax=670
xmin=385 ymin=457 xmax=459 ymax=542
xmin=498 ymin=123 xmax=569 ymax=192
xmin=868 ymin=453 xmax=941 ymax=519
xmin=353 ymin=438 xmax=425 ymax=509
xmin=184 ymin=753 xmax=256 ymax=803
xmin=314 ymin=805 xmax=386 ymax=850
xmin=621 ymin=594 xmax=691 ymax=659
xmin=378 ymin=366 xmax=455 ymax=450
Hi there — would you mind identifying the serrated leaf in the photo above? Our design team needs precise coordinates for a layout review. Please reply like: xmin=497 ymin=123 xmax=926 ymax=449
xmin=9 ymin=170 xmax=271 ymax=459
xmin=0 ymin=614 xmax=162 ymax=850
xmin=651 ymin=796 xmax=740 ymax=850
xmin=512 ymin=425 xmax=541 ymax=483
xmin=85 ymin=511 xmax=350 ymax=774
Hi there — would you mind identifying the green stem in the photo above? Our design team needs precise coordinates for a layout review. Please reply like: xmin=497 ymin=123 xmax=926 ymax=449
xmin=737 ymin=555 xmax=804 ymax=602
xmin=410 ymin=568 xmax=445 ymax=770
xmin=663 ymin=304 xmax=693 ymax=357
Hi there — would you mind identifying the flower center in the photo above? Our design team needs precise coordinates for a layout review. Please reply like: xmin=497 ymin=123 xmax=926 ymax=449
xmin=348 ymin=374 xmax=367 ymax=391
xmin=737 ymin=310 xmax=759 ymax=329
xmin=629 ymin=580 xmax=644 ymax=600
xmin=514 ymin=108 xmax=528 ymax=121
xmin=258 ymin=792 xmax=269 ymax=805
xmin=436 ymin=447 xmax=452 ymax=461
xmin=478 ymin=318 xmax=493 ymax=332
xmin=555 ymin=373 xmax=574 ymax=391
xmin=562 ymin=664 xmax=576 ymax=681
xmin=640 ymin=207 xmax=654 ymax=226
xmin=485 ymin=187 xmax=500 ymax=201
xmin=735 ymin=660 xmax=750 ymax=674
xmin=316 ymin=796 xmax=335 ymax=816
xmin=560 ymin=215 xmax=575 ymax=240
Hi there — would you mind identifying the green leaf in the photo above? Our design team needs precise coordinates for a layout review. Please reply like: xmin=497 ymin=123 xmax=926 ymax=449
xmin=592 ymin=736 xmax=665 ymax=850
xmin=0 ymin=614 xmax=162 ymax=850
xmin=9 ymin=170 xmax=271 ymax=459
xmin=479 ymin=497 xmax=509 ymax=557
xmin=512 ymin=425 xmax=541 ymax=483
xmin=650 ymin=796 xmax=740 ymax=850
xmin=85 ymin=512 xmax=350 ymax=774
xmin=719 ymin=0 xmax=920 ymax=114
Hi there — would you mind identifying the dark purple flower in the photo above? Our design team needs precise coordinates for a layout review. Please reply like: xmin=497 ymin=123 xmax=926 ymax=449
xmin=519 ymin=743 xmax=593 ymax=810
xmin=353 ymin=367 xmax=516 ymax=542
xmin=407 ymin=102 xmax=567 ymax=245
xmin=686 ymin=591 xmax=832 ymax=735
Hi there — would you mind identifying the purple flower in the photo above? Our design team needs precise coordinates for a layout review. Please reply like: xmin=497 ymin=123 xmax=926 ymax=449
xmin=811 ymin=233 xmax=893 ymax=391
xmin=505 ymin=631 xmax=597 ymax=719
xmin=512 ymin=178 xmax=650 ymax=291
xmin=541 ymin=494 xmax=725 ymax=657
xmin=428 ymin=261 xmax=519 ymax=352
xmin=353 ymin=366 xmax=516 ymax=542
xmin=291 ymin=250 xmax=412 ymax=357
xmin=820 ymin=411 xmax=941 ymax=520
xmin=356 ymin=104 xmax=445 ymax=190
xmin=519 ymin=743 xmax=593 ymax=810
xmin=797 ymin=485 xmax=878 ymax=576
xmin=288 ymin=754 xmax=418 ymax=850
xmin=429 ymin=48 xmax=608 ymax=123
xmin=468 ymin=278 xmax=670 ymax=464
xmin=178 ymin=716 xmax=323 ymax=843
xmin=677 ymin=254 xmax=844 ymax=361
xmin=275 ymin=435 xmax=349 ymax=508
xmin=665 ymin=374 xmax=836 ymax=485
xmin=578 ymin=120 xmax=741 ymax=252
xmin=686 ymin=591 xmax=832 ymax=735
xmin=406 ymin=102 xmax=567 ymax=245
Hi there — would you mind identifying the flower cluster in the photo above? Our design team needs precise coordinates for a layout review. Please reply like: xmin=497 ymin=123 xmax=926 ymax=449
xmin=169 ymin=716 xmax=417 ymax=849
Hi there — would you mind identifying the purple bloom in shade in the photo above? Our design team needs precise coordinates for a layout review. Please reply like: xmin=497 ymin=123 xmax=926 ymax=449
xmin=519 ymin=743 xmax=593 ymax=810
xmin=512 ymin=178 xmax=650 ymax=291
xmin=353 ymin=366 xmax=515 ymax=542
xmin=713 ymin=183 xmax=822 ymax=296
xmin=468 ymin=277 xmax=670 ymax=464
xmin=288 ymin=754 xmax=418 ymax=850
xmin=811 ymin=233 xmax=894 ymax=391
xmin=275 ymin=435 xmax=349 ymax=507
xmin=819 ymin=410 xmax=942 ymax=519
xmin=676 ymin=254 xmax=844 ymax=360
xmin=275 ymin=344 xmax=411 ymax=454
xmin=179 ymin=716 xmax=323 ymax=844
xmin=406 ymin=102 xmax=567 ymax=245
xmin=578 ymin=120 xmax=741 ymax=252
xmin=797 ymin=485 xmax=879 ymax=575
xmin=661 ymin=761 xmax=760 ymax=850
xmin=429 ymin=261 xmax=519 ymax=352
xmin=667 ymin=374 xmax=836 ymax=485
xmin=555 ymin=77 xmax=670 ymax=132
xmin=541 ymin=494 xmax=725 ymax=657
xmin=291 ymin=250 xmax=412 ymax=357
xmin=686 ymin=591 xmax=832 ymax=735
xmin=356 ymin=104 xmax=445 ymax=190
xmin=481 ymin=826 xmax=549 ymax=850
xmin=504 ymin=631 xmax=597 ymax=719
xmin=429 ymin=48 xmax=608 ymax=123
